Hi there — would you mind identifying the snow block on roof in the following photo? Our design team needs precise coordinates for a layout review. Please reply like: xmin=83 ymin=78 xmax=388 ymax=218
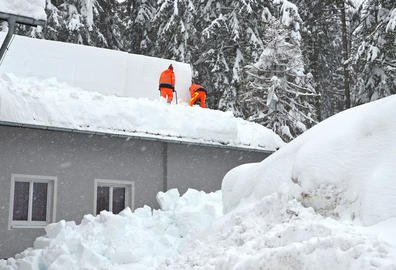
xmin=0 ymin=34 xmax=192 ymax=103
xmin=0 ymin=0 xmax=46 ymax=20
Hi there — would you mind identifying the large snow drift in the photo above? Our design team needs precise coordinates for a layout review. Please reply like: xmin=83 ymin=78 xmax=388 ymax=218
xmin=0 ymin=73 xmax=284 ymax=150
xmin=0 ymin=34 xmax=192 ymax=103
xmin=0 ymin=0 xmax=46 ymax=20
xmin=222 ymin=95 xmax=396 ymax=225
xmin=163 ymin=96 xmax=396 ymax=270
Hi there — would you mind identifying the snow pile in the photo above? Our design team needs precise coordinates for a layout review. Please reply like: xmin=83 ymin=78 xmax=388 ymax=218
xmin=0 ymin=73 xmax=284 ymax=150
xmin=222 ymin=95 xmax=396 ymax=225
xmin=0 ymin=189 xmax=222 ymax=270
xmin=162 ymin=95 xmax=396 ymax=269
xmin=0 ymin=0 xmax=46 ymax=20
xmin=164 ymin=193 xmax=396 ymax=270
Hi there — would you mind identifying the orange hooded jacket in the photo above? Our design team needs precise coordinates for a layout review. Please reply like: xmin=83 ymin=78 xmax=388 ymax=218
xmin=159 ymin=68 xmax=175 ymax=90
xmin=159 ymin=66 xmax=175 ymax=103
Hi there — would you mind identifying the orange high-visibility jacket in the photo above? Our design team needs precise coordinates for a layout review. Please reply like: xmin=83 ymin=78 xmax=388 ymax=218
xmin=189 ymin=83 xmax=206 ymax=96
xmin=159 ymin=69 xmax=175 ymax=90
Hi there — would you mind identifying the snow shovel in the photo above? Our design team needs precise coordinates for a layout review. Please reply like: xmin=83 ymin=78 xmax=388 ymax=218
xmin=174 ymin=90 xmax=178 ymax=104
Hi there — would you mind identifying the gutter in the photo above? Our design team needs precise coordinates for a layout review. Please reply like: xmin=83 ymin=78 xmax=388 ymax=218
xmin=0 ymin=120 xmax=275 ymax=154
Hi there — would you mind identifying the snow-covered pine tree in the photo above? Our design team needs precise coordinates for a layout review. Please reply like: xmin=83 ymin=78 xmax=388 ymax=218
xmin=237 ymin=0 xmax=318 ymax=141
xmin=150 ymin=0 xmax=197 ymax=62
xmin=16 ymin=0 xmax=123 ymax=50
xmin=352 ymin=0 xmax=396 ymax=104
xmin=91 ymin=0 xmax=124 ymax=49
xmin=294 ymin=0 xmax=349 ymax=120
xmin=123 ymin=0 xmax=156 ymax=54
xmin=192 ymin=1 xmax=233 ymax=110
xmin=193 ymin=0 xmax=270 ymax=110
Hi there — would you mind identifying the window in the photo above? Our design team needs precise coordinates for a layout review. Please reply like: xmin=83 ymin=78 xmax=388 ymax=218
xmin=9 ymin=174 xmax=57 ymax=229
xmin=94 ymin=179 xmax=134 ymax=215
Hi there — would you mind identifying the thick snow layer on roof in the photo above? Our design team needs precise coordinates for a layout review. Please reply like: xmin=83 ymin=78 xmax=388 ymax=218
xmin=222 ymin=95 xmax=396 ymax=225
xmin=0 ymin=0 xmax=46 ymax=20
xmin=0 ymin=73 xmax=284 ymax=150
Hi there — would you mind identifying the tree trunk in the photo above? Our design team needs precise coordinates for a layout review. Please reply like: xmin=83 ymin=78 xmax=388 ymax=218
xmin=340 ymin=0 xmax=351 ymax=109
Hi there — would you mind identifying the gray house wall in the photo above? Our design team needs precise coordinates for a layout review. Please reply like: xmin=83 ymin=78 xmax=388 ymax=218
xmin=167 ymin=144 xmax=267 ymax=193
xmin=0 ymin=124 xmax=271 ymax=258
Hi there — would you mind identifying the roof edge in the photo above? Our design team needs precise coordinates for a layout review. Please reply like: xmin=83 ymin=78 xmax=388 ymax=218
xmin=0 ymin=120 xmax=275 ymax=154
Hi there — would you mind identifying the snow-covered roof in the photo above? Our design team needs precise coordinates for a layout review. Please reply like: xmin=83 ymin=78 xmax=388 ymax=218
xmin=0 ymin=73 xmax=284 ymax=152
xmin=0 ymin=0 xmax=46 ymax=21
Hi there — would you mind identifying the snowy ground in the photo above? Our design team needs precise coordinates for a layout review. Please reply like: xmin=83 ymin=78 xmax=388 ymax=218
xmin=0 ymin=90 xmax=395 ymax=269
xmin=0 ymin=73 xmax=284 ymax=151
xmin=0 ymin=0 xmax=46 ymax=20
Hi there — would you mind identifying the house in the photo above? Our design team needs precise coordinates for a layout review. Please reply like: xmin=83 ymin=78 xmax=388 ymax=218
xmin=0 ymin=119 xmax=273 ymax=258
xmin=0 ymin=75 xmax=282 ymax=258
xmin=0 ymin=34 xmax=283 ymax=258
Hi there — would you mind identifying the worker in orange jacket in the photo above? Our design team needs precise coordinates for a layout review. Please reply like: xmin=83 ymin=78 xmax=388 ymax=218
xmin=159 ymin=64 xmax=175 ymax=103
xmin=189 ymin=83 xmax=207 ymax=108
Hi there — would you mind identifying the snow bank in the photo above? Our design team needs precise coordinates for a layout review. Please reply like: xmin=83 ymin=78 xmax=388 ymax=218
xmin=162 ymin=96 xmax=396 ymax=270
xmin=0 ymin=189 xmax=222 ymax=270
xmin=0 ymin=73 xmax=284 ymax=150
xmin=0 ymin=34 xmax=192 ymax=103
xmin=222 ymin=95 xmax=396 ymax=224
xmin=0 ymin=0 xmax=46 ymax=20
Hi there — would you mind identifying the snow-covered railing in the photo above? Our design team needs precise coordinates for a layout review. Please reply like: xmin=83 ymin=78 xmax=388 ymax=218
xmin=0 ymin=13 xmax=46 ymax=63
xmin=0 ymin=0 xmax=47 ymax=63
xmin=0 ymin=0 xmax=46 ymax=21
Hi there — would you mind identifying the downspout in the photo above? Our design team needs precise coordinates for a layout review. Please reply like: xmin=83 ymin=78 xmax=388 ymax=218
xmin=162 ymin=142 xmax=168 ymax=192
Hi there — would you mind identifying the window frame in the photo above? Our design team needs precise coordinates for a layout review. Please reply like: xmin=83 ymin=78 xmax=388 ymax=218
xmin=93 ymin=179 xmax=134 ymax=215
xmin=8 ymin=174 xmax=57 ymax=229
